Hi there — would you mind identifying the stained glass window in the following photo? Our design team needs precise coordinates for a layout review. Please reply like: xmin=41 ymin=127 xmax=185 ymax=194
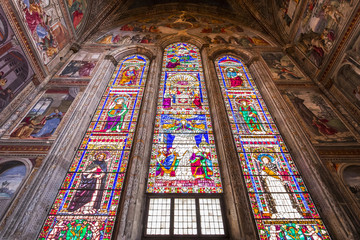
xmin=38 ymin=55 xmax=149 ymax=240
xmin=216 ymin=55 xmax=331 ymax=239
xmin=145 ymin=43 xmax=225 ymax=236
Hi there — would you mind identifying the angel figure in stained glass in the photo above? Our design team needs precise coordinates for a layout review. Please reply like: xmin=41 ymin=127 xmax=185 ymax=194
xmin=267 ymin=225 xmax=282 ymax=240
xmin=304 ymin=225 xmax=323 ymax=240
xmin=177 ymin=45 xmax=196 ymax=63
xmin=279 ymin=223 xmax=306 ymax=240
xmin=226 ymin=67 xmax=243 ymax=87
xmin=189 ymin=143 xmax=213 ymax=179
xmin=257 ymin=154 xmax=302 ymax=219
xmin=237 ymin=99 xmax=263 ymax=132
xmin=67 ymin=152 xmax=110 ymax=214
xmin=166 ymin=56 xmax=180 ymax=68
xmin=118 ymin=66 xmax=139 ymax=85
xmin=104 ymin=97 xmax=128 ymax=132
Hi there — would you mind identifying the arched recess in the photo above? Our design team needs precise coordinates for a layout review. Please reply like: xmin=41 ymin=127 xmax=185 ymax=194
xmin=0 ymin=158 xmax=32 ymax=219
xmin=212 ymin=53 xmax=332 ymax=239
xmin=338 ymin=164 xmax=360 ymax=204
xmin=142 ymin=41 xmax=229 ymax=238
xmin=205 ymin=48 xmax=360 ymax=239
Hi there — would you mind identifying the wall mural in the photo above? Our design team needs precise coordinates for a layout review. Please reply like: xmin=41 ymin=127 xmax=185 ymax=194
xmin=67 ymin=0 xmax=87 ymax=30
xmin=57 ymin=51 xmax=99 ymax=78
xmin=261 ymin=52 xmax=308 ymax=82
xmin=295 ymin=0 xmax=354 ymax=66
xmin=92 ymin=12 xmax=271 ymax=47
xmin=0 ymin=161 xmax=26 ymax=217
xmin=275 ymin=0 xmax=299 ymax=30
xmin=283 ymin=89 xmax=357 ymax=143
xmin=0 ymin=6 xmax=34 ymax=113
xmin=10 ymin=88 xmax=79 ymax=139
xmin=342 ymin=165 xmax=360 ymax=201
xmin=13 ymin=0 xmax=70 ymax=64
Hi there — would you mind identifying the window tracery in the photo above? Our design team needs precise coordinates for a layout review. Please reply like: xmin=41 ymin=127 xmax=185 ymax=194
xmin=145 ymin=42 xmax=225 ymax=237
xmin=38 ymin=54 xmax=150 ymax=240
xmin=216 ymin=55 xmax=331 ymax=239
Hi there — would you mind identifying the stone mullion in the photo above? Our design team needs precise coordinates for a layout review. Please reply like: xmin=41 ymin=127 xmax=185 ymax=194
xmin=0 ymin=58 xmax=116 ymax=240
xmin=248 ymin=59 xmax=360 ymax=240
xmin=201 ymin=46 xmax=258 ymax=239
xmin=113 ymin=48 xmax=163 ymax=240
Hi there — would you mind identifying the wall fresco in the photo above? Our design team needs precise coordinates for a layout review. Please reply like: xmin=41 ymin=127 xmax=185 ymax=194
xmin=261 ymin=52 xmax=308 ymax=82
xmin=275 ymin=0 xmax=299 ymax=29
xmin=0 ymin=6 xmax=34 ymax=113
xmin=10 ymin=88 xmax=79 ymax=139
xmin=13 ymin=0 xmax=70 ymax=64
xmin=283 ymin=89 xmax=357 ymax=143
xmin=295 ymin=0 xmax=354 ymax=66
xmin=67 ymin=0 xmax=87 ymax=30
xmin=57 ymin=50 xmax=100 ymax=78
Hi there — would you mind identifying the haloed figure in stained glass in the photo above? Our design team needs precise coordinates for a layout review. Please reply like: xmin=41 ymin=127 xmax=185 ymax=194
xmin=190 ymin=143 xmax=213 ymax=180
xmin=257 ymin=153 xmax=302 ymax=219
xmin=118 ymin=66 xmax=139 ymax=85
xmin=156 ymin=147 xmax=180 ymax=177
xmin=191 ymin=89 xmax=202 ymax=109
xmin=104 ymin=97 xmax=128 ymax=132
xmin=226 ymin=67 xmax=244 ymax=88
xmin=237 ymin=99 xmax=263 ymax=132
xmin=67 ymin=152 xmax=110 ymax=214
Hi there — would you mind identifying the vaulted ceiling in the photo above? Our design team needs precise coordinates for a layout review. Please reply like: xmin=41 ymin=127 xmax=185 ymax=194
xmin=81 ymin=0 xmax=283 ymax=45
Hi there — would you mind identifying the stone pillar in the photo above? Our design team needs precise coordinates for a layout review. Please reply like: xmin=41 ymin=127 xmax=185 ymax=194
xmin=114 ymin=48 xmax=163 ymax=240
xmin=248 ymin=59 xmax=360 ymax=239
xmin=0 ymin=58 xmax=116 ymax=240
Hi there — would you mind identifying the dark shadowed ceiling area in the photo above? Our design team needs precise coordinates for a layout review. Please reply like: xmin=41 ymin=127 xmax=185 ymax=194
xmin=128 ymin=0 xmax=232 ymax=10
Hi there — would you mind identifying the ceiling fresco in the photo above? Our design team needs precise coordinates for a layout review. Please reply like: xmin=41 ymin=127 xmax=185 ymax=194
xmin=295 ymin=0 xmax=355 ymax=67
xmin=90 ymin=12 xmax=274 ymax=47
xmin=12 ymin=0 xmax=71 ymax=65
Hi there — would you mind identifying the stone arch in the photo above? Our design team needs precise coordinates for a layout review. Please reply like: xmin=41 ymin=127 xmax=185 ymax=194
xmin=208 ymin=47 xmax=258 ymax=65
xmin=338 ymin=163 xmax=360 ymax=203
xmin=109 ymin=45 xmax=157 ymax=62
xmin=0 ymin=158 xmax=32 ymax=218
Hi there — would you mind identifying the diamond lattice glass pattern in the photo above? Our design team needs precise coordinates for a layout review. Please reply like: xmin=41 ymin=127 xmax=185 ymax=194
xmin=147 ymin=43 xmax=223 ymax=194
xmin=38 ymin=55 xmax=149 ymax=240
xmin=216 ymin=55 xmax=331 ymax=239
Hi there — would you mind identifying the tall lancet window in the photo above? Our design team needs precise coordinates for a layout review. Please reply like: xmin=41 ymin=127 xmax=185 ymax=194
xmin=38 ymin=55 xmax=150 ymax=240
xmin=145 ymin=43 xmax=225 ymax=237
xmin=216 ymin=56 xmax=331 ymax=239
